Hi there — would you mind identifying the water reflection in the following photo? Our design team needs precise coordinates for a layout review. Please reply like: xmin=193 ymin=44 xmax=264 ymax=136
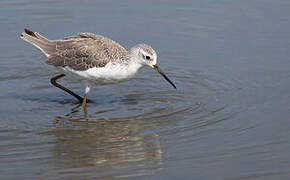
xmin=39 ymin=69 xmax=247 ymax=178
xmin=43 ymin=106 xmax=163 ymax=178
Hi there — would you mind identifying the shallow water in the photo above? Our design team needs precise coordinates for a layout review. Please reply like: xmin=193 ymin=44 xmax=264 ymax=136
xmin=1 ymin=0 xmax=290 ymax=179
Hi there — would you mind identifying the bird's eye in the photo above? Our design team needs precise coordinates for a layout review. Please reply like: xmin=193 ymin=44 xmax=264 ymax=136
xmin=145 ymin=56 xmax=150 ymax=60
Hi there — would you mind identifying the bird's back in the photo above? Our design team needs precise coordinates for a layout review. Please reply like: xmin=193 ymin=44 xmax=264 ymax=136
xmin=21 ymin=29 xmax=129 ymax=71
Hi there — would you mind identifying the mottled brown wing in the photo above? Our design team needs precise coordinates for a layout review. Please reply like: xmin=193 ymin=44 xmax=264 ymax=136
xmin=46 ymin=33 xmax=128 ymax=71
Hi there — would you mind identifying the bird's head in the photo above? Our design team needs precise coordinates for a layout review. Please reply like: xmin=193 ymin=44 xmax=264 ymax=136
xmin=129 ymin=44 xmax=176 ymax=89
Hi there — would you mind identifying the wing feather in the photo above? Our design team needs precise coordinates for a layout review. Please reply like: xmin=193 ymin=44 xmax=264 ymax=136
xmin=46 ymin=33 xmax=128 ymax=70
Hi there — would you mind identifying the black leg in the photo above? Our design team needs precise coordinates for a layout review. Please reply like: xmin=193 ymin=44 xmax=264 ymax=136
xmin=50 ymin=74 xmax=83 ymax=103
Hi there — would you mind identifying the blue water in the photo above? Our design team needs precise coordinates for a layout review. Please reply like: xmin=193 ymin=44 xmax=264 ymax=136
xmin=1 ymin=0 xmax=290 ymax=179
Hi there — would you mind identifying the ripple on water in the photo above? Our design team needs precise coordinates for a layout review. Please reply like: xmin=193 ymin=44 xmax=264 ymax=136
xmin=35 ymin=68 xmax=255 ymax=178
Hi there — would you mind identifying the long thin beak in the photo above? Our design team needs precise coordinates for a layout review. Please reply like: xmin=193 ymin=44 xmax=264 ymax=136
xmin=153 ymin=65 xmax=176 ymax=89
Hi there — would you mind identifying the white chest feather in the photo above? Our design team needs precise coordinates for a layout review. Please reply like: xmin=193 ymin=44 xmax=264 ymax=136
xmin=62 ymin=62 xmax=143 ymax=85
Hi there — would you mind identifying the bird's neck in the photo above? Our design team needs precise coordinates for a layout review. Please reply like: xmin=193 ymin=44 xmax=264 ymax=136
xmin=126 ymin=57 xmax=143 ymax=73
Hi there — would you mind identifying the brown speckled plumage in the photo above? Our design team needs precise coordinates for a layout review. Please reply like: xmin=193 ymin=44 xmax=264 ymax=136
xmin=21 ymin=30 xmax=128 ymax=71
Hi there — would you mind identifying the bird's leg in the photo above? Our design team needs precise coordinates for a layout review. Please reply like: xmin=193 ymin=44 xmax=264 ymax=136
xmin=82 ymin=86 xmax=90 ymax=110
xmin=50 ymin=74 xmax=84 ymax=103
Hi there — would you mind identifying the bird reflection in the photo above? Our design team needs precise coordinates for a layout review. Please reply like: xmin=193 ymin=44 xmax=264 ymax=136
xmin=46 ymin=106 xmax=163 ymax=178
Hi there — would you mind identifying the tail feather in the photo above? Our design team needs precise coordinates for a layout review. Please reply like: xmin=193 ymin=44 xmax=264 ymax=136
xmin=21 ymin=28 xmax=56 ymax=57
xmin=24 ymin=28 xmax=37 ymax=37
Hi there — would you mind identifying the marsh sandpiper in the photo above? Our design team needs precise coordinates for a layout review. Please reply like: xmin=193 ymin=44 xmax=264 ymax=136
xmin=21 ymin=28 xmax=176 ymax=110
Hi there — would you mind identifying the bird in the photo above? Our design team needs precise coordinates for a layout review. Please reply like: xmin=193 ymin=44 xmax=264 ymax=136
xmin=20 ymin=28 xmax=176 ymax=110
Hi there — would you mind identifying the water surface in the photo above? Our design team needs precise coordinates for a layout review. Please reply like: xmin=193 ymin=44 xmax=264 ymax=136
xmin=1 ymin=0 xmax=290 ymax=179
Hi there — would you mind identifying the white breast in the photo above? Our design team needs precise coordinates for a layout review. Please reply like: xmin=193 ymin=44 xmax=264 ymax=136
xmin=61 ymin=61 xmax=143 ymax=85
